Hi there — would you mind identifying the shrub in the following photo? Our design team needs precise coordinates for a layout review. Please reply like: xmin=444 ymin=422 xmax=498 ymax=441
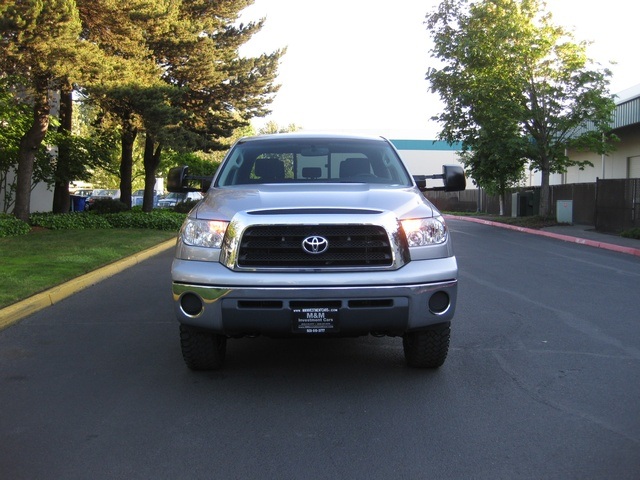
xmin=30 ymin=212 xmax=111 ymax=230
xmin=621 ymin=227 xmax=640 ymax=240
xmin=28 ymin=210 xmax=185 ymax=232
xmin=104 ymin=210 xmax=185 ymax=231
xmin=0 ymin=214 xmax=31 ymax=237
xmin=88 ymin=198 xmax=129 ymax=214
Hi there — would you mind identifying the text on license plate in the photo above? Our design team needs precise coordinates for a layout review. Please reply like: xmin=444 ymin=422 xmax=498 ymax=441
xmin=292 ymin=306 xmax=340 ymax=334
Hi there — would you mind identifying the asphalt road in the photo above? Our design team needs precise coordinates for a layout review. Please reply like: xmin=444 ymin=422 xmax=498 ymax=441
xmin=1 ymin=219 xmax=639 ymax=479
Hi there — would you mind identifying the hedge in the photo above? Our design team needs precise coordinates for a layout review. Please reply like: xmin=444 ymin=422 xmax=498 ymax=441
xmin=0 ymin=210 xmax=186 ymax=237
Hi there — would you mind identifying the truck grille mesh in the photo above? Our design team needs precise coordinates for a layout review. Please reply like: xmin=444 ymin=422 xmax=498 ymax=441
xmin=238 ymin=225 xmax=393 ymax=268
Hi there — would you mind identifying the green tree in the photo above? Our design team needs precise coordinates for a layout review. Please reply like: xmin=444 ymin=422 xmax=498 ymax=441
xmin=135 ymin=0 xmax=283 ymax=211
xmin=426 ymin=0 xmax=616 ymax=216
xmin=81 ymin=0 xmax=283 ymax=212
xmin=459 ymin=128 xmax=529 ymax=215
xmin=77 ymin=0 xmax=173 ymax=210
xmin=258 ymin=121 xmax=302 ymax=134
xmin=0 ymin=0 xmax=100 ymax=221
xmin=0 ymin=76 xmax=30 ymax=212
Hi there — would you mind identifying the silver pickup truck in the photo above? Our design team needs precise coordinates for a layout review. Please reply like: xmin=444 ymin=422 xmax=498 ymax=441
xmin=167 ymin=133 xmax=465 ymax=370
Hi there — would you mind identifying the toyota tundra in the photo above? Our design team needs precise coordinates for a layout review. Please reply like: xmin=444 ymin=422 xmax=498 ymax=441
xmin=167 ymin=133 xmax=465 ymax=370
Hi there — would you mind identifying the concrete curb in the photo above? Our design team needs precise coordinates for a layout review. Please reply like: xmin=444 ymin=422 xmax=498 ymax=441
xmin=0 ymin=238 xmax=176 ymax=331
xmin=446 ymin=215 xmax=640 ymax=258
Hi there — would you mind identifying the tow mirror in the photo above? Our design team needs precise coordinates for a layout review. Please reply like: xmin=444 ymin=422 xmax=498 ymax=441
xmin=167 ymin=166 xmax=189 ymax=192
xmin=442 ymin=165 xmax=466 ymax=192
xmin=414 ymin=165 xmax=466 ymax=192
xmin=167 ymin=166 xmax=213 ymax=193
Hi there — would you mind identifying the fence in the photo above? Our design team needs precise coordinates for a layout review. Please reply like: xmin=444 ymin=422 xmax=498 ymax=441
xmin=425 ymin=179 xmax=640 ymax=233
xmin=595 ymin=178 xmax=640 ymax=233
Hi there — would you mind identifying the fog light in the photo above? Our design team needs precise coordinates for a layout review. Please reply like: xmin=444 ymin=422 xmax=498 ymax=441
xmin=181 ymin=293 xmax=203 ymax=316
xmin=429 ymin=291 xmax=450 ymax=314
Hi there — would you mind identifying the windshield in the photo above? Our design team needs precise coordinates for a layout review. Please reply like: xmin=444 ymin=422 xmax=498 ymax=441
xmin=215 ymin=137 xmax=413 ymax=187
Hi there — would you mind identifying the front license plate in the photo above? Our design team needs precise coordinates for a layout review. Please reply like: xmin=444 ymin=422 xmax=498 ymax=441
xmin=292 ymin=306 xmax=340 ymax=334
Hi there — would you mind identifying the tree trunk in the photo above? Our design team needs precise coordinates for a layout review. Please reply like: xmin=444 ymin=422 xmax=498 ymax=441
xmin=142 ymin=134 xmax=162 ymax=212
xmin=119 ymin=119 xmax=137 ymax=209
xmin=52 ymin=85 xmax=73 ymax=213
xmin=539 ymin=163 xmax=551 ymax=217
xmin=13 ymin=88 xmax=50 ymax=222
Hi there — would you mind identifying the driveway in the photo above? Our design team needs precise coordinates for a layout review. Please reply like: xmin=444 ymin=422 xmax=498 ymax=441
xmin=1 ymin=219 xmax=639 ymax=479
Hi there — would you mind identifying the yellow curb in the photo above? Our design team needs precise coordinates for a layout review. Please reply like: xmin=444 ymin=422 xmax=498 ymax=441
xmin=0 ymin=238 xmax=176 ymax=331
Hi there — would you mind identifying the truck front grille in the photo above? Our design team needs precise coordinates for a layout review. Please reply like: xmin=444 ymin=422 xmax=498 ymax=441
xmin=237 ymin=225 xmax=394 ymax=268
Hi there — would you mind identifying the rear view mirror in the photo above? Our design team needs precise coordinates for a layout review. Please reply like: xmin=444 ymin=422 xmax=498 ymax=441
xmin=300 ymin=146 xmax=330 ymax=157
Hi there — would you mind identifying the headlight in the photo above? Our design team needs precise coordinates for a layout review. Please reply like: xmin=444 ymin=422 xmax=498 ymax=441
xmin=181 ymin=219 xmax=229 ymax=248
xmin=401 ymin=216 xmax=448 ymax=246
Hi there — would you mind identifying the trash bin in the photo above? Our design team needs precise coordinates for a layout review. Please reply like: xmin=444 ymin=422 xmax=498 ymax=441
xmin=70 ymin=195 xmax=87 ymax=212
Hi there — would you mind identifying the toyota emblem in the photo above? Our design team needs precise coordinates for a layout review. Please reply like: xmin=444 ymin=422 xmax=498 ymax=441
xmin=302 ymin=236 xmax=329 ymax=254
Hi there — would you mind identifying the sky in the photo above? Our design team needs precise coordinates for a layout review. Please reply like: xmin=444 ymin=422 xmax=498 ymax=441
xmin=239 ymin=0 xmax=640 ymax=139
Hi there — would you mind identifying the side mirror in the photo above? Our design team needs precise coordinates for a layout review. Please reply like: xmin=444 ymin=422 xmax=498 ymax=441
xmin=442 ymin=165 xmax=466 ymax=192
xmin=414 ymin=165 xmax=466 ymax=192
xmin=167 ymin=166 xmax=213 ymax=193
xmin=167 ymin=166 xmax=189 ymax=193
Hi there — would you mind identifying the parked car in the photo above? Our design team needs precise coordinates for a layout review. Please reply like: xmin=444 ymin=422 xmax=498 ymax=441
xmin=167 ymin=133 xmax=466 ymax=370
xmin=157 ymin=191 xmax=203 ymax=208
xmin=73 ymin=189 xmax=93 ymax=198
xmin=131 ymin=189 xmax=159 ymax=207
xmin=84 ymin=189 xmax=120 ymax=210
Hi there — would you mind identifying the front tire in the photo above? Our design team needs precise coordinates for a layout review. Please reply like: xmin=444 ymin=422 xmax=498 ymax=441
xmin=179 ymin=324 xmax=227 ymax=370
xmin=402 ymin=323 xmax=450 ymax=368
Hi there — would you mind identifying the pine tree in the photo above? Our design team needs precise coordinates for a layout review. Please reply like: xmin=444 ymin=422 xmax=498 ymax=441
xmin=0 ymin=0 xmax=92 ymax=221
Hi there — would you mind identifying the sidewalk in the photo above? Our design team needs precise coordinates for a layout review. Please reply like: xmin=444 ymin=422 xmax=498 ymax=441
xmin=448 ymin=215 xmax=640 ymax=257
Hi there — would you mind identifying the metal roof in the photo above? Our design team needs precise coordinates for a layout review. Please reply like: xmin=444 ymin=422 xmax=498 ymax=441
xmin=613 ymin=85 xmax=640 ymax=130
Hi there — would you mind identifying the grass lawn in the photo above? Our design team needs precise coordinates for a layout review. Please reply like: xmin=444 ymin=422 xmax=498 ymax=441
xmin=0 ymin=228 xmax=176 ymax=309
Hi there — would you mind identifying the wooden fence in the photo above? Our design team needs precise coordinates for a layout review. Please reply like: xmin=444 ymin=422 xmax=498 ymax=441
xmin=426 ymin=179 xmax=640 ymax=233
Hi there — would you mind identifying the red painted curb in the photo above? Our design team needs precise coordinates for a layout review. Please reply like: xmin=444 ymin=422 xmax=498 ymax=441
xmin=445 ymin=215 xmax=640 ymax=258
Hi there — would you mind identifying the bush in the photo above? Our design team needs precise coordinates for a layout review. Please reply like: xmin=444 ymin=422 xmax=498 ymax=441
xmin=28 ymin=210 xmax=185 ymax=232
xmin=0 ymin=214 xmax=31 ymax=237
xmin=621 ymin=227 xmax=640 ymax=240
xmin=88 ymin=198 xmax=129 ymax=214
xmin=30 ymin=212 xmax=111 ymax=230
xmin=103 ymin=210 xmax=185 ymax=231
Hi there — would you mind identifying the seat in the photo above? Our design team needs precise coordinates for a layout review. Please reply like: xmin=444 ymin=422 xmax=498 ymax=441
xmin=254 ymin=157 xmax=285 ymax=182
xmin=340 ymin=157 xmax=371 ymax=178
xmin=302 ymin=167 xmax=322 ymax=179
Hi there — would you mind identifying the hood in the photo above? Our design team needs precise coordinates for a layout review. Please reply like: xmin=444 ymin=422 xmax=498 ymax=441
xmin=192 ymin=183 xmax=437 ymax=221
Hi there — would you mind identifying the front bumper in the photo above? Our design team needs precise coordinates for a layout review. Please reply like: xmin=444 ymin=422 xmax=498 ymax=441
xmin=171 ymin=257 xmax=458 ymax=336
